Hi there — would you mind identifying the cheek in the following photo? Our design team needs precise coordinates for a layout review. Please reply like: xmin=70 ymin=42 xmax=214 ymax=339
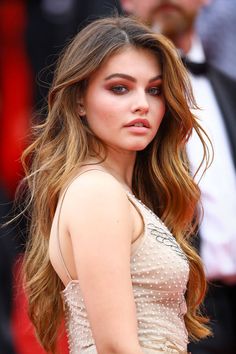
xmin=85 ymin=91 xmax=120 ymax=124
xmin=85 ymin=99 xmax=118 ymax=131
xmin=150 ymin=102 xmax=166 ymax=138
xmin=155 ymin=100 xmax=166 ymax=124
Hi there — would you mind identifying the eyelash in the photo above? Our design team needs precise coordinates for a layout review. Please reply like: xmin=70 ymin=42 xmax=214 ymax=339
xmin=110 ymin=85 xmax=162 ymax=96
xmin=148 ymin=87 xmax=162 ymax=96
xmin=110 ymin=85 xmax=128 ymax=94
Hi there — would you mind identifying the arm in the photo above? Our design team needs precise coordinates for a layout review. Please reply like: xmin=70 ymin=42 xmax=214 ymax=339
xmin=63 ymin=172 xmax=144 ymax=354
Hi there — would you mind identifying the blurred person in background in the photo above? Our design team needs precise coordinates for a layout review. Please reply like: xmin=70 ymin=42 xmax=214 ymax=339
xmin=197 ymin=0 xmax=236 ymax=79
xmin=120 ymin=1 xmax=236 ymax=354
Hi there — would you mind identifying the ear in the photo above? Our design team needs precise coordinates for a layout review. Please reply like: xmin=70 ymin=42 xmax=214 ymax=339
xmin=78 ymin=104 xmax=86 ymax=117
xmin=77 ymin=96 xmax=86 ymax=117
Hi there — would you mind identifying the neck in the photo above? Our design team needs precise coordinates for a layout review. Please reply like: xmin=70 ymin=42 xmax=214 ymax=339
xmin=87 ymin=148 xmax=136 ymax=191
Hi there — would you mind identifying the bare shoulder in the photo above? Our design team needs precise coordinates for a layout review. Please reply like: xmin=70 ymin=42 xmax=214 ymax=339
xmin=65 ymin=169 xmax=128 ymax=203
xmin=62 ymin=170 xmax=131 ymax=227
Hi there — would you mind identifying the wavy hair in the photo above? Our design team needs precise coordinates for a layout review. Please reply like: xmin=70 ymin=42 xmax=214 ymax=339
xmin=22 ymin=16 xmax=211 ymax=352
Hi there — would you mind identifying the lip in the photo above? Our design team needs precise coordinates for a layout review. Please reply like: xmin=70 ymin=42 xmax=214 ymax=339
xmin=124 ymin=118 xmax=150 ymax=128
xmin=157 ymin=4 xmax=180 ymax=13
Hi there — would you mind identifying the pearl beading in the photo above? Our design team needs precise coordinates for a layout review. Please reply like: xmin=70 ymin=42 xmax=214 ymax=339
xmin=61 ymin=192 xmax=190 ymax=353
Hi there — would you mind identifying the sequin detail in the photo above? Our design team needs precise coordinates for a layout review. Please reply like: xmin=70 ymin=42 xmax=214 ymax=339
xmin=61 ymin=192 xmax=190 ymax=353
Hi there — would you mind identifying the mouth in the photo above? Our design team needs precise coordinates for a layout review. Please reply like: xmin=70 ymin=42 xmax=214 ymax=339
xmin=158 ymin=4 xmax=179 ymax=11
xmin=125 ymin=119 xmax=150 ymax=128
xmin=154 ymin=2 xmax=181 ymax=17
xmin=133 ymin=122 xmax=145 ymax=127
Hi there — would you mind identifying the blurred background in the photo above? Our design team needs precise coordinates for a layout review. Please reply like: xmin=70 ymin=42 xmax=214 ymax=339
xmin=0 ymin=1 xmax=235 ymax=353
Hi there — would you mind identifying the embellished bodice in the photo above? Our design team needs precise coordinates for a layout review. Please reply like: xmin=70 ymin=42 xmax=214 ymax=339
xmin=61 ymin=192 xmax=189 ymax=353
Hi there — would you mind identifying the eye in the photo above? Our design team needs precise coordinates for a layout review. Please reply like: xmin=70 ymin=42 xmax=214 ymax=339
xmin=110 ymin=85 xmax=128 ymax=94
xmin=148 ymin=86 xmax=162 ymax=96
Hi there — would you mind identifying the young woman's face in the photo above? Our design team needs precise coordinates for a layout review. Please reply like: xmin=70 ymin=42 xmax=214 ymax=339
xmin=81 ymin=46 xmax=165 ymax=153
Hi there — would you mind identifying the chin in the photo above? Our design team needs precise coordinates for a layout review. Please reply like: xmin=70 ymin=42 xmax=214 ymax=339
xmin=129 ymin=143 xmax=150 ymax=151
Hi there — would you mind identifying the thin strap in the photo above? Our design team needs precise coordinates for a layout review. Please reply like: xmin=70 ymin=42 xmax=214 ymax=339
xmin=56 ymin=168 xmax=112 ymax=281
xmin=126 ymin=192 xmax=147 ymax=244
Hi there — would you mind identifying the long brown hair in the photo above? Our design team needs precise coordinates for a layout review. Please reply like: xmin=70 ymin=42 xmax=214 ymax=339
xmin=22 ymin=16 xmax=211 ymax=352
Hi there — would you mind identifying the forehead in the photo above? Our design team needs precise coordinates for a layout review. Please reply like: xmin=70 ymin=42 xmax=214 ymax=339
xmin=90 ymin=46 xmax=162 ymax=81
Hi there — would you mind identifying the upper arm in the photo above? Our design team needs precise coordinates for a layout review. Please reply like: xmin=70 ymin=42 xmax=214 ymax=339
xmin=63 ymin=172 xmax=141 ymax=353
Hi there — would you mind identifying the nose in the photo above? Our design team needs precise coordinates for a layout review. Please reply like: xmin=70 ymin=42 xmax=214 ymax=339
xmin=131 ymin=89 xmax=149 ymax=115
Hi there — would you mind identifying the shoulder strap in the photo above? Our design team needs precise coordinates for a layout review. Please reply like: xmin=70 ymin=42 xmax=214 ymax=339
xmin=56 ymin=168 xmax=113 ymax=281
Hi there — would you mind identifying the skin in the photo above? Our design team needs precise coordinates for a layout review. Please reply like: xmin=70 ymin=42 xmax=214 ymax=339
xmin=79 ymin=46 xmax=165 ymax=187
xmin=49 ymin=47 xmax=166 ymax=354
xmin=121 ymin=0 xmax=210 ymax=53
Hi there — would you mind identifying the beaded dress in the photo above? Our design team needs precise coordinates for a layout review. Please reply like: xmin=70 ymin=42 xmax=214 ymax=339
xmin=58 ymin=190 xmax=190 ymax=354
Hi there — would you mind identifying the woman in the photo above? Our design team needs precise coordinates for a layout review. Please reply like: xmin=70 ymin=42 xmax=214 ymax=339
xmin=22 ymin=16 xmax=211 ymax=354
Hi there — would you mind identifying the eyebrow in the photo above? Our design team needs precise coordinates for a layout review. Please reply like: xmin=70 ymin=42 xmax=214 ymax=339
xmin=104 ymin=73 xmax=162 ymax=82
